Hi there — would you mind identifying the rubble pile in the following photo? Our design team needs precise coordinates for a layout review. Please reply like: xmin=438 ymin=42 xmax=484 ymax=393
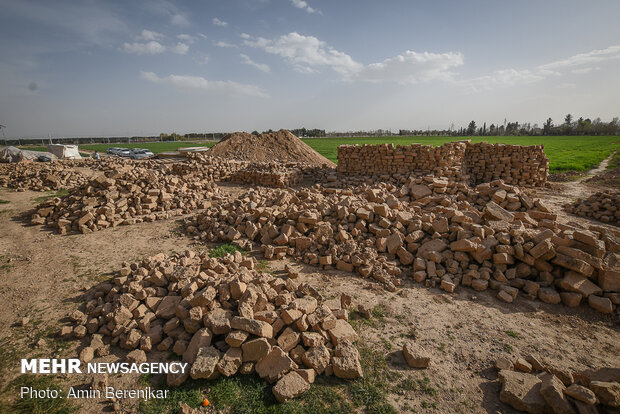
xmin=495 ymin=355 xmax=620 ymax=413
xmin=565 ymin=190 xmax=620 ymax=226
xmin=186 ymin=178 xmax=620 ymax=313
xmin=337 ymin=142 xmax=549 ymax=187
xmin=30 ymin=165 xmax=221 ymax=234
xmin=0 ymin=160 xmax=90 ymax=191
xmin=67 ymin=251 xmax=363 ymax=401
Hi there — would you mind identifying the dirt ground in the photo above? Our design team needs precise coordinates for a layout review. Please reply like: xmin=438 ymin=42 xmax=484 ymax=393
xmin=0 ymin=166 xmax=618 ymax=413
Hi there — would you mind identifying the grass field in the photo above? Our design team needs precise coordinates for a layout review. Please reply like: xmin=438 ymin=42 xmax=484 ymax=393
xmin=17 ymin=136 xmax=620 ymax=173
xmin=303 ymin=136 xmax=620 ymax=173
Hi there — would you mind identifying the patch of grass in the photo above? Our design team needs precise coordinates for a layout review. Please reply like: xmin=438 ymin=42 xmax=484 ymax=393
xmin=140 ymin=374 xmax=355 ymax=414
xmin=141 ymin=342 xmax=399 ymax=413
xmin=505 ymin=330 xmax=519 ymax=339
xmin=503 ymin=343 xmax=514 ymax=354
xmin=255 ymin=260 xmax=274 ymax=274
xmin=7 ymin=374 xmax=78 ymax=414
xmin=33 ymin=189 xmax=69 ymax=203
xmin=607 ymin=150 xmax=620 ymax=170
xmin=209 ymin=243 xmax=243 ymax=258
xmin=0 ymin=199 xmax=9 ymax=204
xmin=303 ymin=135 xmax=620 ymax=173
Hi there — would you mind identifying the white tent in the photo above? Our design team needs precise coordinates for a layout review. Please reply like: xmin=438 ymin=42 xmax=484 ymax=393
xmin=47 ymin=144 xmax=82 ymax=159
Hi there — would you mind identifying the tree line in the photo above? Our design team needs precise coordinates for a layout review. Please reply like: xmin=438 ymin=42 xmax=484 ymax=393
xmin=398 ymin=115 xmax=620 ymax=137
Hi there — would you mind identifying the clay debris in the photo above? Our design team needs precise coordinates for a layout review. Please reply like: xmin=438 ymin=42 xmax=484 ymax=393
xmin=496 ymin=355 xmax=620 ymax=413
xmin=30 ymin=164 xmax=220 ymax=234
xmin=66 ymin=251 xmax=362 ymax=402
xmin=565 ymin=190 xmax=620 ymax=227
xmin=186 ymin=177 xmax=620 ymax=313
xmin=208 ymin=129 xmax=335 ymax=167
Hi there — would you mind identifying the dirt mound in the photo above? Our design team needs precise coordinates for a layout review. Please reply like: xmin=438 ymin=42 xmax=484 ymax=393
xmin=208 ymin=129 xmax=335 ymax=167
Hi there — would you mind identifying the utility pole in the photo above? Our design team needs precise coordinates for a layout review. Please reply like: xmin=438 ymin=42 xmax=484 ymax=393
xmin=0 ymin=123 xmax=6 ymax=147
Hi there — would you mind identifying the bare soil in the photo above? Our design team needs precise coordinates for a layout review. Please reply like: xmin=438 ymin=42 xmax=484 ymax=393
xmin=0 ymin=160 xmax=618 ymax=413
xmin=208 ymin=130 xmax=336 ymax=167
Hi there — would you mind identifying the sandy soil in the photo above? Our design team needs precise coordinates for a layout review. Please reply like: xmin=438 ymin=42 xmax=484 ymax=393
xmin=0 ymin=165 xmax=618 ymax=413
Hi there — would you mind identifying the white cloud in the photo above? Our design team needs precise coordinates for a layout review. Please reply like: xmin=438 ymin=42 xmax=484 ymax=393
xmin=122 ymin=41 xmax=167 ymax=55
xmin=460 ymin=68 xmax=545 ymax=92
xmin=244 ymin=32 xmax=361 ymax=75
xmin=290 ymin=0 xmax=321 ymax=15
xmin=139 ymin=29 xmax=164 ymax=41
xmin=572 ymin=66 xmax=600 ymax=74
xmin=240 ymin=53 xmax=271 ymax=73
xmin=197 ymin=33 xmax=208 ymax=40
xmin=169 ymin=42 xmax=189 ymax=54
xmin=460 ymin=45 xmax=620 ymax=93
xmin=215 ymin=41 xmax=238 ymax=48
xmin=355 ymin=50 xmax=464 ymax=83
xmin=244 ymin=32 xmax=460 ymax=83
xmin=177 ymin=33 xmax=196 ymax=43
xmin=538 ymin=45 xmax=620 ymax=70
xmin=140 ymin=71 xmax=268 ymax=97
xmin=171 ymin=14 xmax=190 ymax=26
xmin=122 ymin=41 xmax=188 ymax=55
xmin=213 ymin=17 xmax=228 ymax=27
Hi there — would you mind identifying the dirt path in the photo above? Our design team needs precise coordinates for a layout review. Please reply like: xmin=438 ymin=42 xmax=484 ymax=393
xmin=535 ymin=151 xmax=617 ymax=225
xmin=576 ymin=151 xmax=615 ymax=182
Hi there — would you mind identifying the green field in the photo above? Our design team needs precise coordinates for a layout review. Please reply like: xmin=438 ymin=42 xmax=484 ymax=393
xmin=17 ymin=136 xmax=620 ymax=173
xmin=303 ymin=136 xmax=620 ymax=173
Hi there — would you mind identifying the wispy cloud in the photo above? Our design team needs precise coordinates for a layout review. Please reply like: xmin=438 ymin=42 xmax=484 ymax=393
xmin=140 ymin=71 xmax=269 ymax=97
xmin=290 ymin=0 xmax=322 ymax=15
xmin=572 ymin=66 xmax=600 ymax=74
xmin=240 ymin=53 xmax=271 ymax=73
xmin=244 ymin=32 xmax=461 ymax=83
xmin=212 ymin=17 xmax=228 ymax=27
xmin=538 ymin=45 xmax=620 ymax=70
xmin=122 ymin=41 xmax=188 ymax=55
xmin=177 ymin=33 xmax=196 ymax=43
xmin=142 ymin=0 xmax=190 ymax=27
xmin=139 ymin=30 xmax=164 ymax=41
xmin=215 ymin=41 xmax=238 ymax=48
xmin=355 ymin=50 xmax=463 ymax=83
xmin=244 ymin=32 xmax=361 ymax=75
xmin=461 ymin=45 xmax=620 ymax=92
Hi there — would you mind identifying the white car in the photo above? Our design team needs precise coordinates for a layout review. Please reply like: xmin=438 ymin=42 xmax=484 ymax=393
xmin=129 ymin=148 xmax=154 ymax=159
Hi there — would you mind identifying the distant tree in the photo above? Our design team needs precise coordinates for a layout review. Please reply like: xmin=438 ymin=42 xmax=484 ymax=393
xmin=251 ymin=130 xmax=259 ymax=136
xmin=564 ymin=114 xmax=573 ymax=125
xmin=482 ymin=122 xmax=487 ymax=136
xmin=466 ymin=120 xmax=477 ymax=135
xmin=543 ymin=118 xmax=553 ymax=135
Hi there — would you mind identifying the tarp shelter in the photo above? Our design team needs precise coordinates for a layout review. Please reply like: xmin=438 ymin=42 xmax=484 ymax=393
xmin=47 ymin=144 xmax=82 ymax=160
xmin=0 ymin=146 xmax=57 ymax=163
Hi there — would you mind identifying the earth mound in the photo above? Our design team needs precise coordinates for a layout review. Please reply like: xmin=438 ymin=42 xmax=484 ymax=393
xmin=208 ymin=129 xmax=335 ymax=167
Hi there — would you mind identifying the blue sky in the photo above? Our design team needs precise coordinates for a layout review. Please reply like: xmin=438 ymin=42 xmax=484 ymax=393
xmin=1 ymin=0 xmax=620 ymax=138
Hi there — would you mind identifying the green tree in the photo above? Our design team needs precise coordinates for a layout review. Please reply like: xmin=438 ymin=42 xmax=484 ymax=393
xmin=466 ymin=120 xmax=477 ymax=135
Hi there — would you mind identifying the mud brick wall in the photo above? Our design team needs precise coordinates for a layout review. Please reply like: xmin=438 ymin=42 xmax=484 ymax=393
xmin=464 ymin=143 xmax=548 ymax=187
xmin=337 ymin=142 xmax=467 ymax=180
xmin=337 ymin=142 xmax=548 ymax=187
xmin=231 ymin=165 xmax=303 ymax=188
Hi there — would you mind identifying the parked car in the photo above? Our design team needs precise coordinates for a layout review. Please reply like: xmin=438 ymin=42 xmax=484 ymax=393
xmin=129 ymin=148 xmax=154 ymax=159
xmin=116 ymin=148 xmax=131 ymax=157
xmin=106 ymin=147 xmax=119 ymax=154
